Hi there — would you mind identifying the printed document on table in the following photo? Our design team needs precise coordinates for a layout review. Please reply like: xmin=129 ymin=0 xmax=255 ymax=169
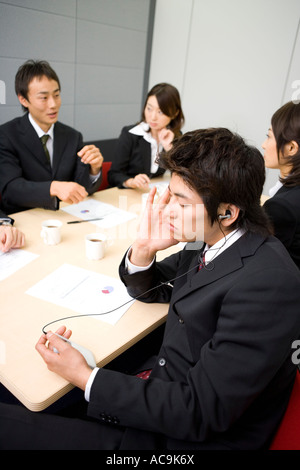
xmin=0 ymin=249 xmax=39 ymax=281
xmin=26 ymin=263 xmax=135 ymax=325
xmin=61 ymin=199 xmax=137 ymax=228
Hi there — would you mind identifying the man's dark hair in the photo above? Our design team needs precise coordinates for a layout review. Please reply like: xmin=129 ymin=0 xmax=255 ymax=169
xmin=15 ymin=59 xmax=61 ymax=112
xmin=159 ymin=127 xmax=272 ymax=236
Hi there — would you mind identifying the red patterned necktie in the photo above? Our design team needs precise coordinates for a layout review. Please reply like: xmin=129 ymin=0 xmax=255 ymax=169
xmin=136 ymin=369 xmax=152 ymax=380
xmin=198 ymin=252 xmax=206 ymax=270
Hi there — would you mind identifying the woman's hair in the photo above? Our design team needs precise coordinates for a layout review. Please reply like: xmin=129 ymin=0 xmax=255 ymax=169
xmin=159 ymin=127 xmax=272 ymax=236
xmin=15 ymin=59 xmax=61 ymax=112
xmin=271 ymin=101 xmax=300 ymax=186
xmin=141 ymin=83 xmax=184 ymax=136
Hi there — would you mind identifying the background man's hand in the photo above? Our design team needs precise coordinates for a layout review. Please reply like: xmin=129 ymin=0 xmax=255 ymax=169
xmin=77 ymin=145 xmax=103 ymax=175
xmin=50 ymin=181 xmax=88 ymax=204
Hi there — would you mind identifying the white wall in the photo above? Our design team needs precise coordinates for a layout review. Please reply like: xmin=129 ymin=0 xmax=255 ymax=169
xmin=0 ymin=0 xmax=152 ymax=141
xmin=149 ymin=0 xmax=300 ymax=193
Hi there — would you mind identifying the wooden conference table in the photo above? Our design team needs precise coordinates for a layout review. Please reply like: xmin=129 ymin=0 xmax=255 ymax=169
xmin=0 ymin=176 xmax=180 ymax=412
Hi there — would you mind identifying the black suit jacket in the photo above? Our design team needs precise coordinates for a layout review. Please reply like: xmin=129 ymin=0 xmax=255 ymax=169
xmin=87 ymin=232 xmax=300 ymax=450
xmin=107 ymin=124 xmax=165 ymax=188
xmin=0 ymin=114 xmax=101 ymax=214
xmin=263 ymin=185 xmax=300 ymax=268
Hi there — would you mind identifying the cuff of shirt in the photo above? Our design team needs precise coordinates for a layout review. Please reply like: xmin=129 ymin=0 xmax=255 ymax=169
xmin=89 ymin=170 xmax=101 ymax=184
xmin=125 ymin=247 xmax=155 ymax=274
xmin=0 ymin=217 xmax=14 ymax=225
xmin=85 ymin=367 xmax=100 ymax=401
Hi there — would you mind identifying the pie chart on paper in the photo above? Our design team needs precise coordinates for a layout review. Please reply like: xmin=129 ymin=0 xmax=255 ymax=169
xmin=102 ymin=285 xmax=114 ymax=294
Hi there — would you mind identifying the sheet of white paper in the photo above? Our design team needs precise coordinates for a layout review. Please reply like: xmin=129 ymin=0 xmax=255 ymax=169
xmin=26 ymin=263 xmax=135 ymax=325
xmin=62 ymin=199 xmax=137 ymax=228
xmin=0 ymin=249 xmax=39 ymax=281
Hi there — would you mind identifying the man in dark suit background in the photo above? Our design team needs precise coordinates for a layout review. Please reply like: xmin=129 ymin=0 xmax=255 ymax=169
xmin=0 ymin=60 xmax=103 ymax=215
xmin=1 ymin=128 xmax=300 ymax=450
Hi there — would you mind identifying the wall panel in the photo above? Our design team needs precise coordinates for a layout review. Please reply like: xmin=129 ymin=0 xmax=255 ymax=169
xmin=0 ymin=0 xmax=154 ymax=142
xmin=149 ymin=0 xmax=300 ymax=193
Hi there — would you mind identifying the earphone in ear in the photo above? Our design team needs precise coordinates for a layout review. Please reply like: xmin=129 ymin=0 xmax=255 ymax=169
xmin=218 ymin=210 xmax=231 ymax=220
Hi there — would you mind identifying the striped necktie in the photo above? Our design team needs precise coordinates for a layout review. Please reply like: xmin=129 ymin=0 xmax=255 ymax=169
xmin=40 ymin=135 xmax=50 ymax=163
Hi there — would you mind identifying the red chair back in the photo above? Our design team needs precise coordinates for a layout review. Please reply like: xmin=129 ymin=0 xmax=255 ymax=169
xmin=97 ymin=161 xmax=112 ymax=191
xmin=270 ymin=371 xmax=300 ymax=450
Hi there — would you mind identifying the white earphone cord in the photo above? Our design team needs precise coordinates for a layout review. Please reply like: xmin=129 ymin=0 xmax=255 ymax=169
xmin=41 ymin=261 xmax=200 ymax=334
xmin=42 ymin=226 xmax=236 ymax=333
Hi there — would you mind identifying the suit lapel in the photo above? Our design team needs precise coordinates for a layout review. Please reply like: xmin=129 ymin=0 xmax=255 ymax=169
xmin=19 ymin=114 xmax=51 ymax=167
xmin=139 ymin=138 xmax=152 ymax=174
xmin=171 ymin=232 xmax=265 ymax=304
xmin=52 ymin=122 xmax=67 ymax=177
xmin=276 ymin=185 xmax=293 ymax=197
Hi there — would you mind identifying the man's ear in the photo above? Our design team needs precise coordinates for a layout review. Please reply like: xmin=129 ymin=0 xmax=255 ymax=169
xmin=217 ymin=204 xmax=240 ymax=225
xmin=18 ymin=94 xmax=29 ymax=109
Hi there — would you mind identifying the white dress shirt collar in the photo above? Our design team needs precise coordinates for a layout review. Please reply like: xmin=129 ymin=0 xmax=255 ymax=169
xmin=203 ymin=228 xmax=245 ymax=264
xmin=129 ymin=122 xmax=161 ymax=173
xmin=268 ymin=180 xmax=283 ymax=198
xmin=28 ymin=113 xmax=54 ymax=140
xmin=129 ymin=121 xmax=150 ymax=138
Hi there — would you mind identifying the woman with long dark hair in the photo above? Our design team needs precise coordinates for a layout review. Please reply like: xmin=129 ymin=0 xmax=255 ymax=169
xmin=262 ymin=101 xmax=300 ymax=268
xmin=108 ymin=83 xmax=184 ymax=189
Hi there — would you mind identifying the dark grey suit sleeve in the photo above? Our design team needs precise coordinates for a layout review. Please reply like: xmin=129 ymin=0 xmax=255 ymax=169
xmin=69 ymin=132 xmax=102 ymax=195
xmin=119 ymin=248 xmax=186 ymax=303
xmin=107 ymin=126 xmax=135 ymax=188
xmin=0 ymin=128 xmax=56 ymax=213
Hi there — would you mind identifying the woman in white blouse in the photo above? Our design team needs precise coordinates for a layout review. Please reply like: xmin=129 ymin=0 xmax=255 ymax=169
xmin=108 ymin=83 xmax=184 ymax=189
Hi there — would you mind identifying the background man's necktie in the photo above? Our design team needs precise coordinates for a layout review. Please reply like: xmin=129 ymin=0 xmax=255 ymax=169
xmin=40 ymin=135 xmax=50 ymax=163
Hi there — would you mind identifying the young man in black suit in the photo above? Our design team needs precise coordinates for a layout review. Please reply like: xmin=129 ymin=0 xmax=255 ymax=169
xmin=0 ymin=60 xmax=103 ymax=215
xmin=1 ymin=128 xmax=300 ymax=450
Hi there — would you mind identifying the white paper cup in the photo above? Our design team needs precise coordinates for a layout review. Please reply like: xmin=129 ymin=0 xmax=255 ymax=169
xmin=141 ymin=189 xmax=161 ymax=209
xmin=142 ymin=192 xmax=149 ymax=210
xmin=40 ymin=219 xmax=62 ymax=245
xmin=85 ymin=233 xmax=111 ymax=260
